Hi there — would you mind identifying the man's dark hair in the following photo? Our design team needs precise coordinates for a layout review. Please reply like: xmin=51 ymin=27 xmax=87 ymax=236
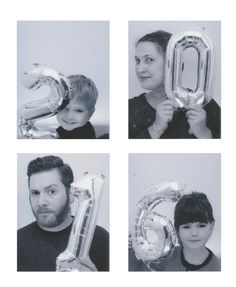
xmin=174 ymin=192 xmax=215 ymax=232
xmin=27 ymin=156 xmax=74 ymax=191
xmin=137 ymin=30 xmax=172 ymax=54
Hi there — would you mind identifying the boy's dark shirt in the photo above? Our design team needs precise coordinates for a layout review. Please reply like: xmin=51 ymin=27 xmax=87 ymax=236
xmin=56 ymin=121 xmax=96 ymax=139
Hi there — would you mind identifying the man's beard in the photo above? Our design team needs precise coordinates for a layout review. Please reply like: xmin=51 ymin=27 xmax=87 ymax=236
xmin=34 ymin=197 xmax=70 ymax=228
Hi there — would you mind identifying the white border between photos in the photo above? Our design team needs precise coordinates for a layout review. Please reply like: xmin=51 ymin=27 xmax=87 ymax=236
xmin=0 ymin=0 xmax=235 ymax=286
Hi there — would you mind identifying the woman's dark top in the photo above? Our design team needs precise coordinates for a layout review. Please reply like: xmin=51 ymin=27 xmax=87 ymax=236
xmin=129 ymin=93 xmax=221 ymax=139
xmin=56 ymin=121 xmax=96 ymax=139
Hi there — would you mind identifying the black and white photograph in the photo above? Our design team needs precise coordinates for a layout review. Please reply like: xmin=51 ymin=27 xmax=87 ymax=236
xmin=129 ymin=153 xmax=221 ymax=271
xmin=1 ymin=0 xmax=235 ymax=286
xmin=129 ymin=21 xmax=221 ymax=139
xmin=17 ymin=153 xmax=110 ymax=271
xmin=17 ymin=21 xmax=109 ymax=139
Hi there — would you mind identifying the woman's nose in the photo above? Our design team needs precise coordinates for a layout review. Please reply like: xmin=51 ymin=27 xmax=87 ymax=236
xmin=136 ymin=62 xmax=147 ymax=73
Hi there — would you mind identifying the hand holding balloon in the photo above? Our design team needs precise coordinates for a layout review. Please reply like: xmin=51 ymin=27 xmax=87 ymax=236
xmin=154 ymin=100 xmax=178 ymax=132
xmin=186 ymin=98 xmax=212 ymax=138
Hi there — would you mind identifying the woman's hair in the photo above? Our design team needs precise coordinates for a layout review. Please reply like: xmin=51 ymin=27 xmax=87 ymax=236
xmin=27 ymin=155 xmax=74 ymax=192
xmin=174 ymin=192 xmax=215 ymax=231
xmin=68 ymin=74 xmax=98 ymax=109
xmin=136 ymin=30 xmax=172 ymax=54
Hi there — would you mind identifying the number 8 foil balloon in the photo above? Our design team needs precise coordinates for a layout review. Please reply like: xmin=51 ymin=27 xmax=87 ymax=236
xmin=165 ymin=30 xmax=215 ymax=108
xmin=18 ymin=63 xmax=71 ymax=138
xmin=131 ymin=181 xmax=184 ymax=271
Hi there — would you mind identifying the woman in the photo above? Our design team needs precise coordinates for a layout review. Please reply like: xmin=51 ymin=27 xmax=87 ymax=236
xmin=129 ymin=30 xmax=221 ymax=139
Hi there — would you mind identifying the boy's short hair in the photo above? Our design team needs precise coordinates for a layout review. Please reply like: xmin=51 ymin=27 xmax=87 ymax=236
xmin=68 ymin=74 xmax=98 ymax=109
xmin=174 ymin=192 xmax=215 ymax=232
xmin=27 ymin=155 xmax=74 ymax=192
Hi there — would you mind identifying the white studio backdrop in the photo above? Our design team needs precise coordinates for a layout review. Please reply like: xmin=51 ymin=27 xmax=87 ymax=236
xmin=129 ymin=153 xmax=221 ymax=257
xmin=17 ymin=153 xmax=110 ymax=232
xmin=129 ymin=21 xmax=221 ymax=106
xmin=17 ymin=21 xmax=109 ymax=137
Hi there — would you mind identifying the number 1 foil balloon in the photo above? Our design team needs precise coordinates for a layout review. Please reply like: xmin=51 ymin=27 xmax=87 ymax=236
xmin=131 ymin=181 xmax=184 ymax=271
xmin=165 ymin=30 xmax=215 ymax=108
xmin=18 ymin=63 xmax=71 ymax=138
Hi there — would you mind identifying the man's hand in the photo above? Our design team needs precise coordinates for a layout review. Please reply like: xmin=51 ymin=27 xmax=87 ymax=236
xmin=57 ymin=257 xmax=97 ymax=272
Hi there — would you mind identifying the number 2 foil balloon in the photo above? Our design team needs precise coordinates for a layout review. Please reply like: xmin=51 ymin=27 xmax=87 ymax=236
xmin=18 ymin=63 xmax=71 ymax=138
xmin=131 ymin=181 xmax=184 ymax=271
xmin=165 ymin=30 xmax=215 ymax=108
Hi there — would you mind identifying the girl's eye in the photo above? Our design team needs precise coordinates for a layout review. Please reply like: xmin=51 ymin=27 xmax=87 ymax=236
xmin=182 ymin=225 xmax=190 ymax=229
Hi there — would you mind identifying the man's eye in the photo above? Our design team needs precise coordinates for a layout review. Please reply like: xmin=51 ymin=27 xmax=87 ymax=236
xmin=135 ymin=58 xmax=140 ymax=64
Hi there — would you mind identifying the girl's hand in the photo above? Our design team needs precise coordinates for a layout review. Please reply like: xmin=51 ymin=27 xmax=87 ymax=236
xmin=186 ymin=101 xmax=212 ymax=139
xmin=155 ymin=99 xmax=178 ymax=132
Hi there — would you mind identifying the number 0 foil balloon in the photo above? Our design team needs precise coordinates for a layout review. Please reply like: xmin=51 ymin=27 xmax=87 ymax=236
xmin=18 ymin=64 xmax=71 ymax=138
xmin=165 ymin=30 xmax=215 ymax=108
xmin=131 ymin=181 xmax=184 ymax=270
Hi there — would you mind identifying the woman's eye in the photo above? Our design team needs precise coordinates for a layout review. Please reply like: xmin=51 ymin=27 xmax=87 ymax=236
xmin=31 ymin=191 xmax=39 ymax=196
xmin=146 ymin=57 xmax=154 ymax=63
xmin=76 ymin=109 xmax=83 ymax=113
xmin=48 ymin=189 xmax=57 ymax=195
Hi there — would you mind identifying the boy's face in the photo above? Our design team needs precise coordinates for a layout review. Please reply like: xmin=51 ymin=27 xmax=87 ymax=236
xmin=178 ymin=222 xmax=214 ymax=251
xmin=56 ymin=98 xmax=94 ymax=131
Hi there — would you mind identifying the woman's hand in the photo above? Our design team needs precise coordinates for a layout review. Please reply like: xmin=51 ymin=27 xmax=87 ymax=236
xmin=149 ymin=99 xmax=177 ymax=138
xmin=186 ymin=101 xmax=212 ymax=139
xmin=155 ymin=99 xmax=177 ymax=131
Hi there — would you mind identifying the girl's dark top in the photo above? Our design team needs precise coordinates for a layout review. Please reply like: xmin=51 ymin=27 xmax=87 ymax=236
xmin=56 ymin=121 xmax=96 ymax=139
xmin=129 ymin=93 xmax=221 ymax=139
xmin=129 ymin=246 xmax=221 ymax=271
xmin=18 ymin=221 xmax=109 ymax=271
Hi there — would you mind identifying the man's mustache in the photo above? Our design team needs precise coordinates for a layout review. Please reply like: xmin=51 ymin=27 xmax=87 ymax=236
xmin=37 ymin=207 xmax=54 ymax=213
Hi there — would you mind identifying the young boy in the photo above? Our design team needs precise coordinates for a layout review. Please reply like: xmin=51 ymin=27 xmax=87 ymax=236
xmin=56 ymin=74 xmax=98 ymax=139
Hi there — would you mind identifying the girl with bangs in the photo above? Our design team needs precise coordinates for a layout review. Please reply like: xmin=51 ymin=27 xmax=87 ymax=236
xmin=164 ymin=192 xmax=221 ymax=271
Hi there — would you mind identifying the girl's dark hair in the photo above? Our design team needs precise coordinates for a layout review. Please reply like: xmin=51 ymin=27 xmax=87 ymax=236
xmin=174 ymin=192 xmax=215 ymax=231
xmin=27 ymin=156 xmax=74 ymax=192
xmin=137 ymin=30 xmax=172 ymax=54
